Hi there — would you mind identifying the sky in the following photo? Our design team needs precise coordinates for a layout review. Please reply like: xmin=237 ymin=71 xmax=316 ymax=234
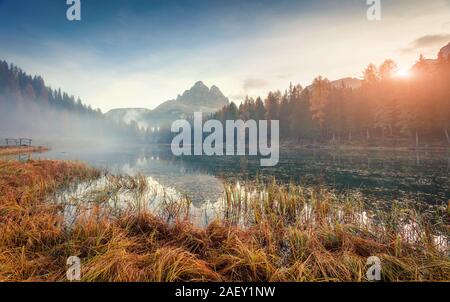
xmin=0 ymin=0 xmax=449 ymax=112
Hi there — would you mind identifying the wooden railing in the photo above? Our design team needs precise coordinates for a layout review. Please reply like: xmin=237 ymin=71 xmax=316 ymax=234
xmin=5 ymin=138 xmax=33 ymax=147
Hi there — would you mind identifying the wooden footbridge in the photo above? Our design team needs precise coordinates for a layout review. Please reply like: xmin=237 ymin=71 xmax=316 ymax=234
xmin=5 ymin=138 xmax=33 ymax=147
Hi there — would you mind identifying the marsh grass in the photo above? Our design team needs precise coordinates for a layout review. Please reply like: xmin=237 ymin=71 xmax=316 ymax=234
xmin=0 ymin=159 xmax=448 ymax=282
xmin=0 ymin=146 xmax=48 ymax=156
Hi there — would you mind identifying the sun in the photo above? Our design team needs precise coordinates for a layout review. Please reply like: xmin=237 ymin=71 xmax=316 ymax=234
xmin=395 ymin=69 xmax=410 ymax=78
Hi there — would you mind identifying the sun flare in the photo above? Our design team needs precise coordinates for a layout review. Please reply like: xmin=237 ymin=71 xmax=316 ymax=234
xmin=395 ymin=69 xmax=410 ymax=78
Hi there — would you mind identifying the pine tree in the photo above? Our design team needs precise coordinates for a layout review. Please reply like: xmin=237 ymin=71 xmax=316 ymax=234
xmin=310 ymin=76 xmax=331 ymax=138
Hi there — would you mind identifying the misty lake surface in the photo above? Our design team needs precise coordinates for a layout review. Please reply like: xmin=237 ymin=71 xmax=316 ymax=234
xmin=27 ymin=143 xmax=450 ymax=209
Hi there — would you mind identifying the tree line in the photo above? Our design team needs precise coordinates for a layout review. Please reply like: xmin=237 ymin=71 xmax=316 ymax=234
xmin=0 ymin=60 xmax=143 ymax=141
xmin=213 ymin=55 xmax=449 ymax=147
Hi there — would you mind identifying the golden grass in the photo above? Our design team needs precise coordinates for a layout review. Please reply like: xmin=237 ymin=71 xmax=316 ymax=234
xmin=0 ymin=159 xmax=448 ymax=282
xmin=0 ymin=146 xmax=49 ymax=156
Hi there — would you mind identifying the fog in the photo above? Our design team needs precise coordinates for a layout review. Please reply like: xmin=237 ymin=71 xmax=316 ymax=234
xmin=0 ymin=96 xmax=144 ymax=149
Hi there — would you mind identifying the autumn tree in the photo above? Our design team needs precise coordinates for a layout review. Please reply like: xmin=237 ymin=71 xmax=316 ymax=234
xmin=310 ymin=76 xmax=331 ymax=139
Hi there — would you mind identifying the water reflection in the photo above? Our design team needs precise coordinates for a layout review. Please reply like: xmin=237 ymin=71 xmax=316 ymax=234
xmin=54 ymin=174 xmax=448 ymax=252
xmin=56 ymin=174 xmax=222 ymax=227
xmin=32 ymin=144 xmax=450 ymax=206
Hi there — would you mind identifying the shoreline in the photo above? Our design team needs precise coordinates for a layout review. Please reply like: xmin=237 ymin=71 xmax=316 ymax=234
xmin=152 ymin=141 xmax=450 ymax=152
xmin=0 ymin=146 xmax=49 ymax=156
xmin=278 ymin=141 xmax=450 ymax=152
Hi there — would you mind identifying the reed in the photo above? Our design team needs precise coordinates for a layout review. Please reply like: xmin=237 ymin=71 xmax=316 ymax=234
xmin=0 ymin=159 xmax=448 ymax=282
xmin=0 ymin=146 xmax=48 ymax=156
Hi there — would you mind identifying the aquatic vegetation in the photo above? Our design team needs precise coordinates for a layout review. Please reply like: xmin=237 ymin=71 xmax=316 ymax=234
xmin=0 ymin=159 xmax=448 ymax=282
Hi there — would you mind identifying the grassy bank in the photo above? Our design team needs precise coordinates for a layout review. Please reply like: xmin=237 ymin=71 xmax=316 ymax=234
xmin=0 ymin=159 xmax=448 ymax=282
xmin=0 ymin=146 xmax=49 ymax=156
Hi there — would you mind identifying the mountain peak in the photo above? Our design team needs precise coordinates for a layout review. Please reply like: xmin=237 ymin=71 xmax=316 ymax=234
xmin=210 ymin=85 xmax=225 ymax=97
xmin=175 ymin=81 xmax=228 ymax=107
xmin=439 ymin=42 xmax=450 ymax=59
xmin=193 ymin=81 xmax=207 ymax=87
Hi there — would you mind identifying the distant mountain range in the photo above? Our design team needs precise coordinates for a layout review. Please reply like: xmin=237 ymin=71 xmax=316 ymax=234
xmin=107 ymin=78 xmax=363 ymax=129
xmin=305 ymin=77 xmax=362 ymax=91
xmin=106 ymin=81 xmax=229 ymax=129
xmin=106 ymin=42 xmax=450 ymax=130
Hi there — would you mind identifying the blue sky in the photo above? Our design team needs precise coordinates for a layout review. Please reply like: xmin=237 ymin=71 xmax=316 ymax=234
xmin=1 ymin=0 xmax=449 ymax=112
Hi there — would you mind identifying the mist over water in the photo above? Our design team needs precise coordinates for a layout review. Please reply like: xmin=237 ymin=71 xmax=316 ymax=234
xmin=0 ymin=102 xmax=143 ymax=145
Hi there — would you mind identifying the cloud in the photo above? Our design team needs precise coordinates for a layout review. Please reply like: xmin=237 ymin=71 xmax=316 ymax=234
xmin=399 ymin=33 xmax=450 ymax=54
xmin=412 ymin=34 xmax=450 ymax=48
xmin=243 ymin=78 xmax=269 ymax=91
xmin=398 ymin=47 xmax=415 ymax=55
xmin=226 ymin=78 xmax=271 ymax=103
xmin=274 ymin=73 xmax=293 ymax=80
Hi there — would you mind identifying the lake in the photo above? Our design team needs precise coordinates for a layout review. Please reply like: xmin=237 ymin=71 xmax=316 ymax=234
xmin=25 ymin=143 xmax=449 ymax=209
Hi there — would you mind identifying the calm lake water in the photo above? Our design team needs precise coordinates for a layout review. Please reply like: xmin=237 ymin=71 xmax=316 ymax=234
xmin=27 ymin=143 xmax=449 ymax=208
